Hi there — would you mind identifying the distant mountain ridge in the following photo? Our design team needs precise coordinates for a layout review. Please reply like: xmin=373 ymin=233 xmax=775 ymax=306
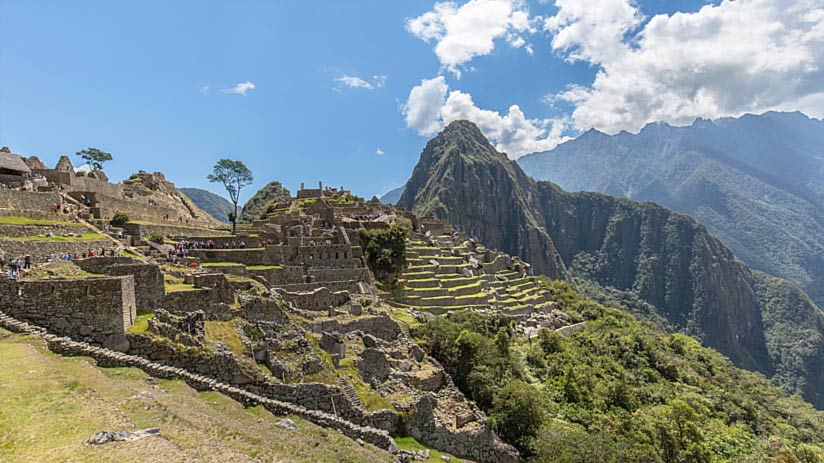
xmin=399 ymin=120 xmax=824 ymax=408
xmin=180 ymin=188 xmax=233 ymax=223
xmin=518 ymin=111 xmax=824 ymax=308
xmin=379 ymin=186 xmax=405 ymax=205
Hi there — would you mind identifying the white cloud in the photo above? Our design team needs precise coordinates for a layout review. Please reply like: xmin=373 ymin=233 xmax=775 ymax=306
xmin=403 ymin=76 xmax=571 ymax=158
xmin=544 ymin=0 xmax=824 ymax=133
xmin=376 ymin=148 xmax=385 ymax=155
xmin=199 ymin=84 xmax=210 ymax=94
xmin=406 ymin=0 xmax=537 ymax=77
xmin=222 ymin=81 xmax=256 ymax=95
xmin=335 ymin=74 xmax=388 ymax=90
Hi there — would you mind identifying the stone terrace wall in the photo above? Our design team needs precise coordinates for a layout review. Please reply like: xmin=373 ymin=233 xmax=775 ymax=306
xmin=305 ymin=315 xmax=402 ymax=342
xmin=0 ymin=275 xmax=136 ymax=348
xmin=32 ymin=170 xmax=124 ymax=198
xmin=0 ymin=238 xmax=114 ymax=264
xmin=124 ymin=222 xmax=228 ymax=238
xmin=74 ymin=257 xmax=165 ymax=311
xmin=0 ymin=190 xmax=61 ymax=212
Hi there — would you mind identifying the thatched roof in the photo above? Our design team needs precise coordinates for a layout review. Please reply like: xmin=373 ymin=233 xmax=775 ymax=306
xmin=0 ymin=150 xmax=31 ymax=174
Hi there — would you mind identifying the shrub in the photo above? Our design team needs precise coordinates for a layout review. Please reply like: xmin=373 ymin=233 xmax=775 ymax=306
xmin=358 ymin=225 xmax=408 ymax=281
xmin=147 ymin=233 xmax=165 ymax=244
xmin=110 ymin=212 xmax=129 ymax=228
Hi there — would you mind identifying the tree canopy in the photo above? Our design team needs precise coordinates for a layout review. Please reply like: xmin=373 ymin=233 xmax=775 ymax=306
xmin=75 ymin=147 xmax=112 ymax=170
xmin=207 ymin=158 xmax=253 ymax=233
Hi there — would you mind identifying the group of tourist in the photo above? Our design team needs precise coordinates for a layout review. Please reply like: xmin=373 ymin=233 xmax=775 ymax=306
xmin=177 ymin=239 xmax=247 ymax=250
xmin=4 ymin=255 xmax=31 ymax=280
xmin=50 ymin=247 xmax=118 ymax=262
xmin=347 ymin=213 xmax=381 ymax=221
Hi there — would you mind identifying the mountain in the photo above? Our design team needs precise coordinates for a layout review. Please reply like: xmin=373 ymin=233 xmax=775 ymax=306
xmin=239 ymin=181 xmax=291 ymax=223
xmin=398 ymin=120 xmax=824 ymax=408
xmin=518 ymin=111 xmax=824 ymax=308
xmin=379 ymin=185 xmax=405 ymax=205
xmin=180 ymin=188 xmax=233 ymax=223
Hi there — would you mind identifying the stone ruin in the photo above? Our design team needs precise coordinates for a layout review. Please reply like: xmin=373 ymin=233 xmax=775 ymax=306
xmin=0 ymin=179 xmax=575 ymax=463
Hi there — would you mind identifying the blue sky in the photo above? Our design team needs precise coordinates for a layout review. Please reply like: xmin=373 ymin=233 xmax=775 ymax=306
xmin=2 ymin=0 xmax=822 ymax=204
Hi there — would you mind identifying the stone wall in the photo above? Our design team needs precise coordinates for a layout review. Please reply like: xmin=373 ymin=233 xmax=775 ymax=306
xmin=0 ymin=190 xmax=62 ymax=212
xmin=124 ymin=222 xmax=228 ymax=238
xmin=0 ymin=238 xmax=113 ymax=264
xmin=305 ymin=315 xmax=402 ymax=342
xmin=276 ymin=287 xmax=350 ymax=310
xmin=73 ymin=257 xmax=165 ymax=311
xmin=0 ymin=275 xmax=136 ymax=348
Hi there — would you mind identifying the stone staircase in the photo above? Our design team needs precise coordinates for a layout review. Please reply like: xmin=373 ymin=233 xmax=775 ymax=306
xmin=336 ymin=376 xmax=365 ymax=409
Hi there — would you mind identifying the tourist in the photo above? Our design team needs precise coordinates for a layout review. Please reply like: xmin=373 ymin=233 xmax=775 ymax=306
xmin=240 ymin=240 xmax=246 ymax=249
xmin=47 ymin=253 xmax=55 ymax=261
xmin=23 ymin=254 xmax=31 ymax=270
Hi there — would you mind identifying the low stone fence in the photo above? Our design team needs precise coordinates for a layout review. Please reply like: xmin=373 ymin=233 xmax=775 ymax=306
xmin=0 ymin=310 xmax=397 ymax=453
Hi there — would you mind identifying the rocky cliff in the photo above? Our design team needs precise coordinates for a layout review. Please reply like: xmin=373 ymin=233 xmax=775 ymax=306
xmin=398 ymin=120 xmax=824 ymax=408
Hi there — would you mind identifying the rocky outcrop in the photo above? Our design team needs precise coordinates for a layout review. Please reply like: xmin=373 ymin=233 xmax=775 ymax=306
xmin=398 ymin=120 xmax=824 ymax=408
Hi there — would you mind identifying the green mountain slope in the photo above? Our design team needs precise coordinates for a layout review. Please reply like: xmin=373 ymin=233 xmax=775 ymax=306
xmin=518 ymin=111 xmax=824 ymax=309
xmin=398 ymin=120 xmax=824 ymax=409
xmin=179 ymin=188 xmax=233 ymax=224
xmin=239 ymin=181 xmax=291 ymax=223
xmin=411 ymin=283 xmax=824 ymax=461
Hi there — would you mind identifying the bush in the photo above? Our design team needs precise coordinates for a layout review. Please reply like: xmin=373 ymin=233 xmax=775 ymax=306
xmin=490 ymin=379 xmax=544 ymax=455
xmin=358 ymin=225 xmax=408 ymax=281
xmin=110 ymin=212 xmax=129 ymax=228
xmin=147 ymin=233 xmax=165 ymax=244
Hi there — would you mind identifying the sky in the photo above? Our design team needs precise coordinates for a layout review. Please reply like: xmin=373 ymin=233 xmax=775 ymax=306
xmin=1 ymin=0 xmax=823 ymax=204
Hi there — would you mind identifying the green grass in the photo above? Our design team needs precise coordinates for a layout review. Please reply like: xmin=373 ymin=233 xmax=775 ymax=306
xmin=0 ymin=217 xmax=84 ymax=227
xmin=202 ymin=262 xmax=245 ymax=267
xmin=127 ymin=313 xmax=153 ymax=334
xmin=0 ymin=329 xmax=393 ymax=463
xmin=164 ymin=282 xmax=198 ymax=293
xmin=4 ymin=232 xmax=106 ymax=242
xmin=246 ymin=265 xmax=283 ymax=270
xmin=394 ymin=437 xmax=468 ymax=462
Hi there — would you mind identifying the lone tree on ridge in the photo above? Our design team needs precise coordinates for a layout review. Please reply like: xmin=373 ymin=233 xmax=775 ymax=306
xmin=76 ymin=147 xmax=113 ymax=171
xmin=208 ymin=158 xmax=253 ymax=234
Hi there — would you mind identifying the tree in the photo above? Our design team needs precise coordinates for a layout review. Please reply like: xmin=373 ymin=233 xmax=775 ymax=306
xmin=76 ymin=147 xmax=112 ymax=171
xmin=207 ymin=159 xmax=253 ymax=234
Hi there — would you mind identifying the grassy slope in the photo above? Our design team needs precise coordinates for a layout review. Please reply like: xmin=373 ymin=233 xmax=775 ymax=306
xmin=0 ymin=328 xmax=393 ymax=463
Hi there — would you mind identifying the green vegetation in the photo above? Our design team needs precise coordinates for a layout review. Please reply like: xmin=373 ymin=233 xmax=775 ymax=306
xmin=0 ymin=217 xmax=83 ymax=227
xmin=4 ymin=232 xmax=106 ymax=242
xmin=75 ymin=147 xmax=112 ymax=170
xmin=207 ymin=158 xmax=254 ymax=234
xmin=109 ymin=212 xmax=129 ymax=228
xmin=201 ymin=261 xmax=245 ymax=267
xmin=394 ymin=437 xmax=469 ymax=462
xmin=147 ymin=233 xmax=165 ymax=244
xmin=359 ymin=225 xmax=408 ymax=281
xmin=179 ymin=188 xmax=233 ymax=224
xmin=238 ymin=180 xmax=291 ymax=223
xmin=127 ymin=313 xmax=153 ymax=334
xmin=414 ymin=281 xmax=824 ymax=461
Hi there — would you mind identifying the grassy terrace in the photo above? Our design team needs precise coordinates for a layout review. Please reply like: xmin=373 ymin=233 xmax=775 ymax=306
xmin=201 ymin=262 xmax=245 ymax=267
xmin=3 ymin=232 xmax=106 ymax=242
xmin=0 ymin=217 xmax=84 ymax=227
xmin=165 ymin=282 xmax=198 ymax=293
xmin=0 ymin=328 xmax=392 ymax=463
